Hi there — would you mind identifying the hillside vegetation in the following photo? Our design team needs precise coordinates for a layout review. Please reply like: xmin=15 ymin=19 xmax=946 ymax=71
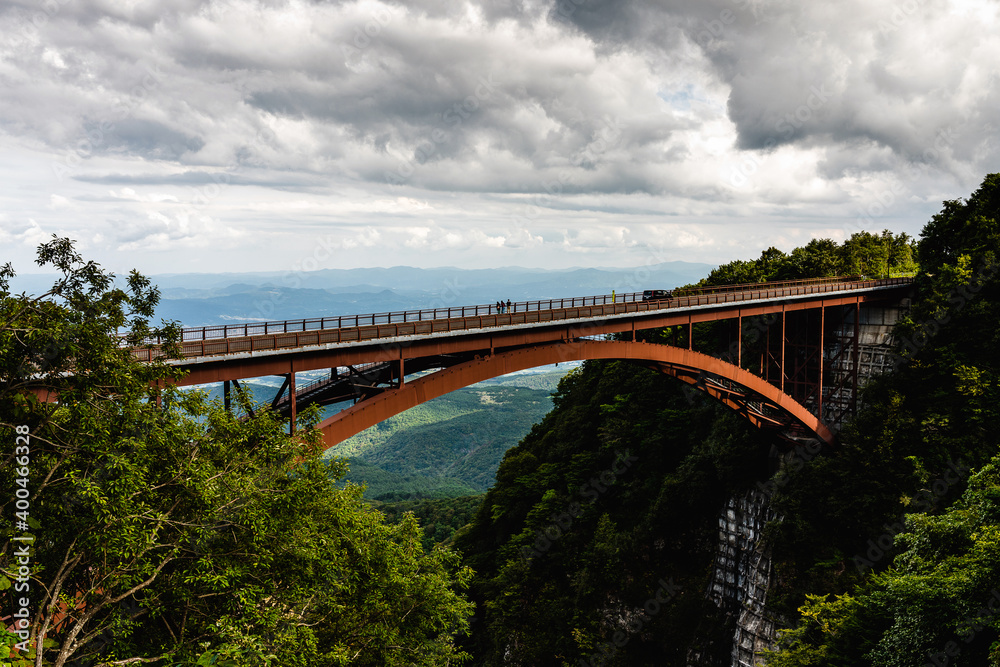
xmin=0 ymin=240 xmax=473 ymax=666
xmin=453 ymin=182 xmax=1000 ymax=665
xmin=336 ymin=372 xmax=564 ymax=495
xmin=762 ymin=174 xmax=1000 ymax=666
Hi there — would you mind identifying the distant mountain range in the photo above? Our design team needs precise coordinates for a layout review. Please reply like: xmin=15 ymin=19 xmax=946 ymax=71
xmin=10 ymin=262 xmax=712 ymax=327
xmin=149 ymin=263 xmax=711 ymax=326
xmin=154 ymin=262 xmax=718 ymax=326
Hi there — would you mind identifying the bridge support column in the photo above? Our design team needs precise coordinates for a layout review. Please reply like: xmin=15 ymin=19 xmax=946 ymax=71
xmin=737 ymin=316 xmax=742 ymax=369
xmin=224 ymin=380 xmax=231 ymax=412
xmin=780 ymin=309 xmax=785 ymax=393
xmin=852 ymin=302 xmax=860 ymax=415
xmin=818 ymin=305 xmax=824 ymax=419
xmin=289 ymin=367 xmax=296 ymax=435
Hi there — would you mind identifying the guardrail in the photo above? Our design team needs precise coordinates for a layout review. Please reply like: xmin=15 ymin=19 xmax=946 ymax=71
xmin=169 ymin=275 xmax=881 ymax=344
xmin=133 ymin=277 xmax=912 ymax=363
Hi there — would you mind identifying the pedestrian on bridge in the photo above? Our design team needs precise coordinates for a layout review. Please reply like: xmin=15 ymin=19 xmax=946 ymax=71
xmin=507 ymin=299 xmax=512 ymax=313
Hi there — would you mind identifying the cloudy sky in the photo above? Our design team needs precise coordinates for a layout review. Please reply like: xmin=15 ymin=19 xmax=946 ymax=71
xmin=1 ymin=0 xmax=998 ymax=276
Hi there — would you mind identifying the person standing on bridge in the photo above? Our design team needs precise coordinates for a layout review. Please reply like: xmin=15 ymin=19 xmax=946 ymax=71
xmin=507 ymin=299 xmax=512 ymax=313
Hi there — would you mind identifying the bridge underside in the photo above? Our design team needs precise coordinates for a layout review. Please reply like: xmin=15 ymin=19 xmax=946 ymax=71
xmin=316 ymin=340 xmax=836 ymax=450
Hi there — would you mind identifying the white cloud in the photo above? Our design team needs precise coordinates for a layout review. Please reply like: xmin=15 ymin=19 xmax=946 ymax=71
xmin=0 ymin=0 xmax=995 ymax=274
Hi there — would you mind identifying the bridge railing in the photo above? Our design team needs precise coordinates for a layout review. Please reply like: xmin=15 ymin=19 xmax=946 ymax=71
xmin=672 ymin=275 xmax=869 ymax=297
xmin=172 ymin=292 xmax=646 ymax=343
xmin=169 ymin=275 xmax=875 ymax=344
xmin=133 ymin=276 xmax=912 ymax=362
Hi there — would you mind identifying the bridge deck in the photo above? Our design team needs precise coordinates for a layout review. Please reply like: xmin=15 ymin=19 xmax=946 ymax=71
xmin=141 ymin=277 xmax=912 ymax=369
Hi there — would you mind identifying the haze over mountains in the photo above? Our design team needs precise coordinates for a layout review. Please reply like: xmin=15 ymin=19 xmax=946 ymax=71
xmin=148 ymin=262 xmax=713 ymax=326
xmin=10 ymin=261 xmax=711 ymax=326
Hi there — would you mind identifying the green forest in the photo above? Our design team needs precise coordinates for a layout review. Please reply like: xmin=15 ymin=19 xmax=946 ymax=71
xmin=335 ymin=377 xmax=561 ymax=497
xmin=2 ymin=174 xmax=999 ymax=665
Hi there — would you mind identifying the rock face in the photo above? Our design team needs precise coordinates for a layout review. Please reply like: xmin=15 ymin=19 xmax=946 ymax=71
xmin=699 ymin=489 xmax=779 ymax=667
xmin=821 ymin=300 xmax=909 ymax=427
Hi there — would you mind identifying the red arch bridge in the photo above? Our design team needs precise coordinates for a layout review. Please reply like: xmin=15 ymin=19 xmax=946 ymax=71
xmin=136 ymin=276 xmax=913 ymax=449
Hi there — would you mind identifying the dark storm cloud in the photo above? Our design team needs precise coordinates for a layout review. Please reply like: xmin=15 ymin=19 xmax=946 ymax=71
xmin=553 ymin=0 xmax=999 ymax=173
xmin=88 ymin=118 xmax=205 ymax=160
xmin=0 ymin=0 xmax=710 ymax=196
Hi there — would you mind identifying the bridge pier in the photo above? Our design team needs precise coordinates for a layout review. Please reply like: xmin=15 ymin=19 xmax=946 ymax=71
xmin=288 ymin=367 xmax=296 ymax=435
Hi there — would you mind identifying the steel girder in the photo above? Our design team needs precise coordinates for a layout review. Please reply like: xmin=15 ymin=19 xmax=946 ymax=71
xmin=317 ymin=340 xmax=836 ymax=450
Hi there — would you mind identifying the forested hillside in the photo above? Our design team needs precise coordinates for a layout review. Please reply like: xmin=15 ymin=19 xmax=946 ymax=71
xmin=453 ymin=176 xmax=1000 ymax=665
xmin=336 ymin=372 xmax=563 ymax=496
xmin=0 ymin=241 xmax=474 ymax=666
xmin=763 ymin=174 xmax=1000 ymax=665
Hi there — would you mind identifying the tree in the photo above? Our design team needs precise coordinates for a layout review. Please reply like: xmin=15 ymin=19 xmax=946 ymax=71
xmin=766 ymin=455 xmax=1000 ymax=667
xmin=917 ymin=173 xmax=1000 ymax=275
xmin=1 ymin=238 xmax=473 ymax=666
xmin=694 ymin=232 xmax=917 ymax=289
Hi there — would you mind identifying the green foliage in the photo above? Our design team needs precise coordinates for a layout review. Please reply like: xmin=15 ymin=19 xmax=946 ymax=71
xmin=336 ymin=458 xmax=480 ymax=501
xmin=450 ymin=182 xmax=994 ymax=664
xmin=336 ymin=381 xmax=558 ymax=493
xmin=454 ymin=358 xmax=774 ymax=664
xmin=696 ymin=231 xmax=916 ymax=287
xmin=0 ymin=239 xmax=473 ymax=667
xmin=764 ymin=174 xmax=1000 ymax=666
xmin=917 ymin=173 xmax=1000 ymax=275
xmin=768 ymin=459 xmax=1000 ymax=666
xmin=376 ymin=495 xmax=486 ymax=550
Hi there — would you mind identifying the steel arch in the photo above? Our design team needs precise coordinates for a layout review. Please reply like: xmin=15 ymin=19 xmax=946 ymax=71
xmin=317 ymin=340 xmax=835 ymax=449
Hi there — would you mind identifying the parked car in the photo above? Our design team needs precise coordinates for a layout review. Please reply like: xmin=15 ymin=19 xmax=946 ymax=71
xmin=641 ymin=289 xmax=672 ymax=301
